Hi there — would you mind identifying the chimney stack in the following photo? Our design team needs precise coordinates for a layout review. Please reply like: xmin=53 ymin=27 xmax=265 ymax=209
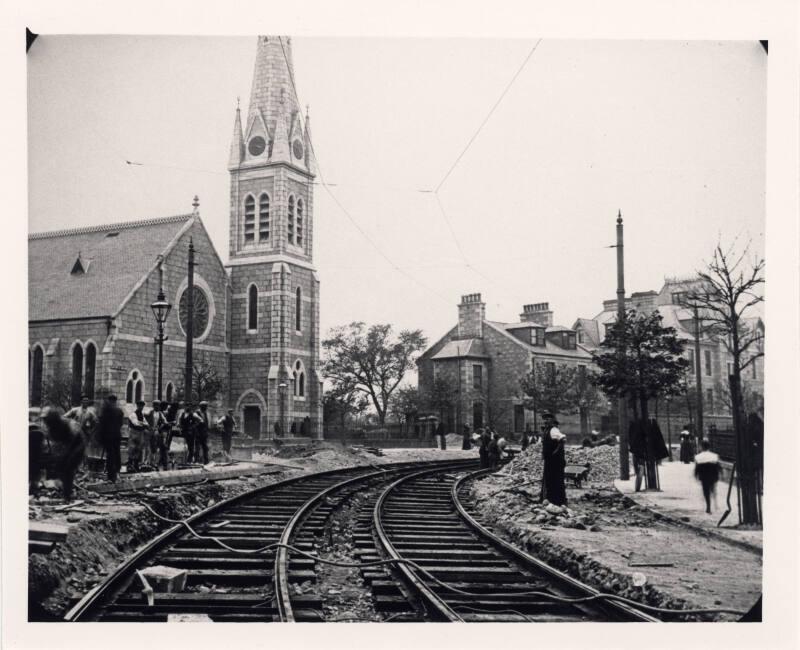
xmin=458 ymin=293 xmax=485 ymax=339
xmin=519 ymin=302 xmax=553 ymax=327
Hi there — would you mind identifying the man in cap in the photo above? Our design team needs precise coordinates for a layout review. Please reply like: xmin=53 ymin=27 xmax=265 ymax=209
xmin=97 ymin=394 xmax=124 ymax=482
xmin=195 ymin=401 xmax=211 ymax=465
xmin=216 ymin=408 xmax=236 ymax=462
xmin=150 ymin=400 xmax=170 ymax=470
xmin=127 ymin=400 xmax=149 ymax=473
xmin=179 ymin=402 xmax=202 ymax=464
xmin=65 ymin=394 xmax=99 ymax=469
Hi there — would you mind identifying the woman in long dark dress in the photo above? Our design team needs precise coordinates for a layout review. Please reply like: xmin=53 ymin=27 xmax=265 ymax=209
xmin=461 ymin=424 xmax=472 ymax=450
xmin=541 ymin=415 xmax=567 ymax=506
xmin=679 ymin=428 xmax=694 ymax=464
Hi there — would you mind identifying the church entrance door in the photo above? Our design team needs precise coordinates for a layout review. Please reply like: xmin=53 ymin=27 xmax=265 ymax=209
xmin=243 ymin=406 xmax=261 ymax=438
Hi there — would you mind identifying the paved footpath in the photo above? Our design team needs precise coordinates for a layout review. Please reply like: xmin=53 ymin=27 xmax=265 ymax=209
xmin=615 ymin=459 xmax=762 ymax=553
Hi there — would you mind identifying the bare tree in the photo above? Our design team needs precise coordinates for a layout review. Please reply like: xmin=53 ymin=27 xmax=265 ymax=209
xmin=41 ymin=370 xmax=74 ymax=412
xmin=684 ymin=240 xmax=764 ymax=524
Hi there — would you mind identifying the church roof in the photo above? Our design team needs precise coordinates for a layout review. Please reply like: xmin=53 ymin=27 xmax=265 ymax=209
xmin=29 ymin=214 xmax=193 ymax=321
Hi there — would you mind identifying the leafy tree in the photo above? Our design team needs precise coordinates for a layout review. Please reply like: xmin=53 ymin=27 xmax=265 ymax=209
xmin=682 ymin=241 xmax=764 ymax=524
xmin=322 ymin=322 xmax=427 ymax=424
xmin=390 ymin=384 xmax=421 ymax=424
xmin=176 ymin=353 xmax=226 ymax=404
xmin=41 ymin=370 xmax=74 ymax=412
xmin=322 ymin=381 xmax=370 ymax=426
xmin=520 ymin=362 xmax=585 ymax=419
xmin=591 ymin=310 xmax=689 ymax=422
xmin=422 ymin=375 xmax=458 ymax=422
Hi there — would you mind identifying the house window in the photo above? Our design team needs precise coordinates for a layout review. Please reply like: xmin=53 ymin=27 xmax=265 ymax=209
xmin=531 ymin=328 xmax=545 ymax=347
xmin=561 ymin=332 xmax=569 ymax=348
xmin=244 ymin=195 xmax=255 ymax=243
xmin=71 ymin=342 xmax=83 ymax=406
xmin=704 ymin=350 xmax=712 ymax=376
xmin=472 ymin=365 xmax=482 ymax=389
xmin=568 ymin=333 xmax=576 ymax=349
xmin=706 ymin=388 xmax=714 ymax=413
xmin=248 ymin=284 xmax=258 ymax=331
xmin=288 ymin=195 xmax=295 ymax=244
xmin=295 ymin=287 xmax=302 ymax=332
xmin=688 ymin=349 xmax=695 ymax=373
xmin=672 ymin=291 xmax=687 ymax=305
xmin=30 ymin=346 xmax=44 ymax=406
xmin=258 ymin=193 xmax=270 ymax=242
xmin=296 ymin=198 xmax=304 ymax=247
xmin=84 ymin=342 xmax=97 ymax=400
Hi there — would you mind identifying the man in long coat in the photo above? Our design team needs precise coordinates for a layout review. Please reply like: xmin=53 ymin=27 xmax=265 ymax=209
xmin=97 ymin=394 xmax=124 ymax=482
xmin=541 ymin=413 xmax=567 ymax=506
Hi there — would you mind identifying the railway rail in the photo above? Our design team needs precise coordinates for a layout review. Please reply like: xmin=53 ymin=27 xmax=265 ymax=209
xmin=66 ymin=459 xmax=659 ymax=623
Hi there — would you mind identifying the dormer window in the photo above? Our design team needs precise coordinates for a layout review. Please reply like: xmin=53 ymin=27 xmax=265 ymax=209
xmin=70 ymin=255 xmax=87 ymax=275
xmin=530 ymin=328 xmax=545 ymax=347
xmin=560 ymin=332 xmax=577 ymax=349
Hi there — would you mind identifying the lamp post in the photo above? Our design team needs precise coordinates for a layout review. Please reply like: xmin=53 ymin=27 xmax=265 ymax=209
xmin=278 ymin=382 xmax=287 ymax=438
xmin=665 ymin=395 xmax=673 ymax=461
xmin=150 ymin=264 xmax=172 ymax=401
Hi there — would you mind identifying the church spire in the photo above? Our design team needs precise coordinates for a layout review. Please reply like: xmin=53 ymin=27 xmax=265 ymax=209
xmin=228 ymin=100 xmax=244 ymax=168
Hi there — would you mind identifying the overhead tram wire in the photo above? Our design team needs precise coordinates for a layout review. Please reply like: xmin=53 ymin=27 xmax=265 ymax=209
xmin=276 ymin=36 xmax=452 ymax=306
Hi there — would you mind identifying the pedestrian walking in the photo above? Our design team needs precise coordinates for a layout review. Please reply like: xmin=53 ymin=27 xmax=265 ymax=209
xmin=217 ymin=408 xmax=236 ymax=462
xmin=541 ymin=413 xmax=567 ymax=506
xmin=42 ymin=409 xmax=85 ymax=502
xmin=97 ymin=394 xmax=124 ymax=482
xmin=179 ymin=402 xmax=201 ymax=464
xmin=694 ymin=440 xmax=722 ymax=514
xmin=435 ymin=420 xmax=445 ymax=450
xmin=461 ymin=424 xmax=472 ymax=450
xmin=195 ymin=401 xmax=211 ymax=465
xmin=679 ymin=427 xmax=694 ymax=464
xmin=127 ymin=400 xmax=149 ymax=473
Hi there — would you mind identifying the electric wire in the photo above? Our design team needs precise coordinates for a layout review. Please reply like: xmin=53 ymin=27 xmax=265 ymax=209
xmin=139 ymin=501 xmax=747 ymax=617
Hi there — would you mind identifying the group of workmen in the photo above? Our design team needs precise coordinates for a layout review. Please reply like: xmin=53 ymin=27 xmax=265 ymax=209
xmin=30 ymin=394 xmax=238 ymax=502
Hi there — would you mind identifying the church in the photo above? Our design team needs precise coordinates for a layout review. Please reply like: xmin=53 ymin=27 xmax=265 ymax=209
xmin=28 ymin=36 xmax=322 ymax=439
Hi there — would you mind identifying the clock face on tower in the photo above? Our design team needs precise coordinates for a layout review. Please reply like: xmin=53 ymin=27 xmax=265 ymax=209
xmin=292 ymin=139 xmax=304 ymax=160
xmin=248 ymin=136 xmax=266 ymax=157
xmin=179 ymin=287 xmax=210 ymax=338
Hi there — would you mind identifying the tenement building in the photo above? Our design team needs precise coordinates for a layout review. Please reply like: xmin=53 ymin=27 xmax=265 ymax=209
xmin=574 ymin=276 xmax=765 ymax=433
xmin=28 ymin=35 xmax=322 ymax=438
xmin=417 ymin=294 xmax=596 ymax=438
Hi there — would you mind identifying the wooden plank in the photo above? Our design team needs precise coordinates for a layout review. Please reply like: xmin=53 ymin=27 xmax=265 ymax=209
xmin=28 ymin=540 xmax=56 ymax=555
xmin=29 ymin=522 xmax=69 ymax=542
xmin=85 ymin=465 xmax=283 ymax=494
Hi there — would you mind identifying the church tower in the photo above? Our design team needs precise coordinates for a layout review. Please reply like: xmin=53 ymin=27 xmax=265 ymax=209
xmin=227 ymin=35 xmax=321 ymax=439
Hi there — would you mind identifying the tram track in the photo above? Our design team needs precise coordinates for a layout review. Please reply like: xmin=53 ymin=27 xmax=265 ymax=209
xmin=65 ymin=459 xmax=659 ymax=623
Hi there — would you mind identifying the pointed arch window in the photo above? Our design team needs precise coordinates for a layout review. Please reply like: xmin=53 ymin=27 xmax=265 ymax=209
xmin=71 ymin=342 xmax=84 ymax=406
xmin=244 ymin=195 xmax=256 ymax=243
xmin=248 ymin=284 xmax=259 ymax=331
xmin=126 ymin=370 xmax=143 ymax=404
xmin=296 ymin=198 xmax=304 ymax=247
xmin=165 ymin=382 xmax=174 ymax=403
xmin=30 ymin=345 xmax=44 ymax=406
xmin=258 ymin=193 xmax=270 ymax=242
xmin=288 ymin=195 xmax=295 ymax=244
xmin=135 ymin=379 xmax=143 ymax=403
xmin=295 ymin=287 xmax=302 ymax=332
xmin=293 ymin=360 xmax=306 ymax=398
xmin=84 ymin=342 xmax=97 ymax=400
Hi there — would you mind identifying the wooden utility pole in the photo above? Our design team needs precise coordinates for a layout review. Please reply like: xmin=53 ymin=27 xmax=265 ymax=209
xmin=184 ymin=237 xmax=195 ymax=402
xmin=616 ymin=210 xmax=630 ymax=480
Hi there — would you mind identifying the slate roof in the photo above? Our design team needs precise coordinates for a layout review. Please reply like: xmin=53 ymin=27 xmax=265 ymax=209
xmin=29 ymin=215 xmax=193 ymax=321
xmin=431 ymin=338 xmax=489 ymax=360
xmin=486 ymin=321 xmax=592 ymax=360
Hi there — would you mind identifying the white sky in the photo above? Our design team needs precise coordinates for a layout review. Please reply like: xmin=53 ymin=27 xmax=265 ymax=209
xmin=28 ymin=36 xmax=766 ymax=345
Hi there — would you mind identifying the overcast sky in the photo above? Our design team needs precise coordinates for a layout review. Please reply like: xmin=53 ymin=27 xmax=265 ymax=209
xmin=28 ymin=36 xmax=766 ymax=346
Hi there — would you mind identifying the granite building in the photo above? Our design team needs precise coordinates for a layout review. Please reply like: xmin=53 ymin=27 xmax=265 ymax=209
xmin=28 ymin=35 xmax=322 ymax=438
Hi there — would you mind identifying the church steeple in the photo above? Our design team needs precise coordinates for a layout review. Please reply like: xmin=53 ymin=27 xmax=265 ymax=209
xmin=239 ymin=35 xmax=310 ymax=171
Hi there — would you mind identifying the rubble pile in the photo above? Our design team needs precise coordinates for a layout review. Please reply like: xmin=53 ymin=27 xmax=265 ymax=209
xmin=498 ymin=443 xmax=620 ymax=486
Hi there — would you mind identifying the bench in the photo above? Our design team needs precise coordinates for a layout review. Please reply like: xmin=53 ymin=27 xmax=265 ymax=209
xmin=564 ymin=463 xmax=591 ymax=488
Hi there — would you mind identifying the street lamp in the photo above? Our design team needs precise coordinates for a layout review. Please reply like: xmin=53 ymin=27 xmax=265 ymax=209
xmin=278 ymin=382 xmax=287 ymax=438
xmin=151 ymin=288 xmax=172 ymax=401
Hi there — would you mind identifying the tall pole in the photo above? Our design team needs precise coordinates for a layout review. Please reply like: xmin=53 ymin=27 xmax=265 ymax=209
xmin=156 ymin=260 xmax=165 ymax=401
xmin=184 ymin=237 xmax=195 ymax=402
xmin=693 ymin=305 xmax=704 ymax=445
xmin=616 ymin=210 xmax=630 ymax=480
